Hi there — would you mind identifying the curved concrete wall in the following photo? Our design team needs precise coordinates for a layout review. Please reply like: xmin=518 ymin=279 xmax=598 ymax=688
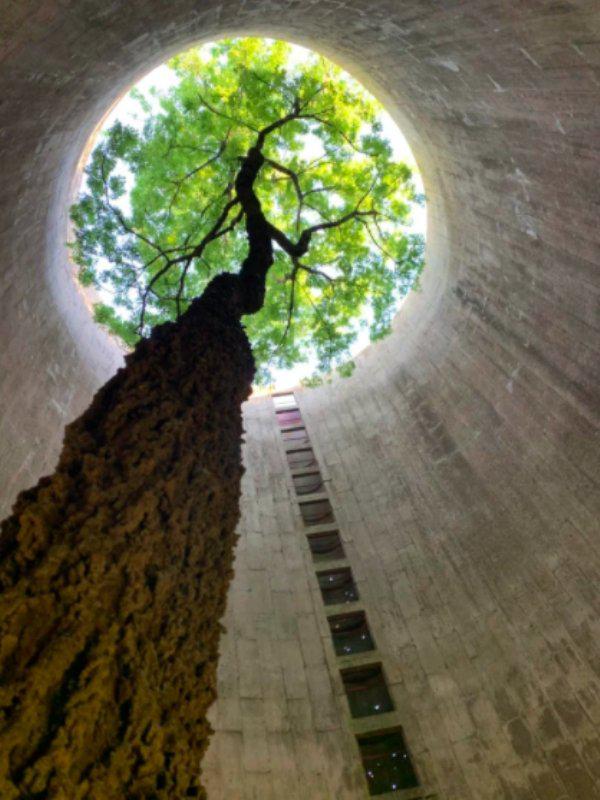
xmin=1 ymin=1 xmax=599 ymax=798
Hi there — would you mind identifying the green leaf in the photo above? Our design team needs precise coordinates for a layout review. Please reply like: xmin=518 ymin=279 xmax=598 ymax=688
xmin=70 ymin=37 xmax=424 ymax=385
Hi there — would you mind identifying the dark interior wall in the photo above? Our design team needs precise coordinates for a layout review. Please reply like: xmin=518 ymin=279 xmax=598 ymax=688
xmin=0 ymin=1 xmax=599 ymax=797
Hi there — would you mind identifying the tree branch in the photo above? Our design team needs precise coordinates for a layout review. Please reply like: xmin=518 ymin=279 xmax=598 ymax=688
xmin=296 ymin=262 xmax=336 ymax=283
xmin=360 ymin=217 xmax=397 ymax=263
xmin=138 ymin=196 xmax=242 ymax=331
xmin=99 ymin=153 xmax=170 ymax=259
xmin=277 ymin=260 xmax=300 ymax=348
xmin=174 ymin=206 xmax=244 ymax=318
xmin=167 ymin=135 xmax=230 ymax=211
xmin=197 ymin=90 xmax=259 ymax=133
xmin=264 ymin=157 xmax=305 ymax=234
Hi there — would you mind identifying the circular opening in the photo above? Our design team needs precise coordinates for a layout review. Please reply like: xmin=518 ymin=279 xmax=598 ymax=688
xmin=69 ymin=37 xmax=427 ymax=390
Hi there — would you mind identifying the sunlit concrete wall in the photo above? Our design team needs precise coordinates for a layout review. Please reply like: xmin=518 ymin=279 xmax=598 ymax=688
xmin=1 ymin=1 xmax=599 ymax=798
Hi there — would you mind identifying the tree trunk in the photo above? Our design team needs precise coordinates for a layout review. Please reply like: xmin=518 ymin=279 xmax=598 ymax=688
xmin=0 ymin=276 xmax=254 ymax=799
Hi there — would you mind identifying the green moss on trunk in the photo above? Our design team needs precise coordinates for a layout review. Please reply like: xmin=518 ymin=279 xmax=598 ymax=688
xmin=0 ymin=278 xmax=254 ymax=799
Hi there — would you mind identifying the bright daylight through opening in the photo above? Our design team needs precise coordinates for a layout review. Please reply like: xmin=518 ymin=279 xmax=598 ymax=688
xmin=71 ymin=37 xmax=426 ymax=391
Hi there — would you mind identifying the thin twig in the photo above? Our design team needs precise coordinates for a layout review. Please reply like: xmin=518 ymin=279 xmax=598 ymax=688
xmin=296 ymin=262 xmax=336 ymax=283
xmin=167 ymin=135 xmax=230 ymax=212
xmin=197 ymin=90 xmax=259 ymax=133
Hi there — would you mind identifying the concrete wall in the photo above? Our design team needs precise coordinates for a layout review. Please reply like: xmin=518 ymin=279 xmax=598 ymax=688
xmin=1 ymin=1 xmax=599 ymax=798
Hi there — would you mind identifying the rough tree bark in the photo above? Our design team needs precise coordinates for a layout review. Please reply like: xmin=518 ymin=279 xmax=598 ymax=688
xmin=0 ymin=274 xmax=257 ymax=799
xmin=0 ymin=121 xmax=282 ymax=799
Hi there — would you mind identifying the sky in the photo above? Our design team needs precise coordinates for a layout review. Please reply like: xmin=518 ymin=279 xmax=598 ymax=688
xmin=92 ymin=42 xmax=427 ymax=392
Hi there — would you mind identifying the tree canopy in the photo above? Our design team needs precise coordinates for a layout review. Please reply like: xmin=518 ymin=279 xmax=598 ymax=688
xmin=70 ymin=38 xmax=424 ymax=384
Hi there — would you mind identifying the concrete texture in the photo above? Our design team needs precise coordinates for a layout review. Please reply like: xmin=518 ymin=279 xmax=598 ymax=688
xmin=1 ymin=1 xmax=599 ymax=798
